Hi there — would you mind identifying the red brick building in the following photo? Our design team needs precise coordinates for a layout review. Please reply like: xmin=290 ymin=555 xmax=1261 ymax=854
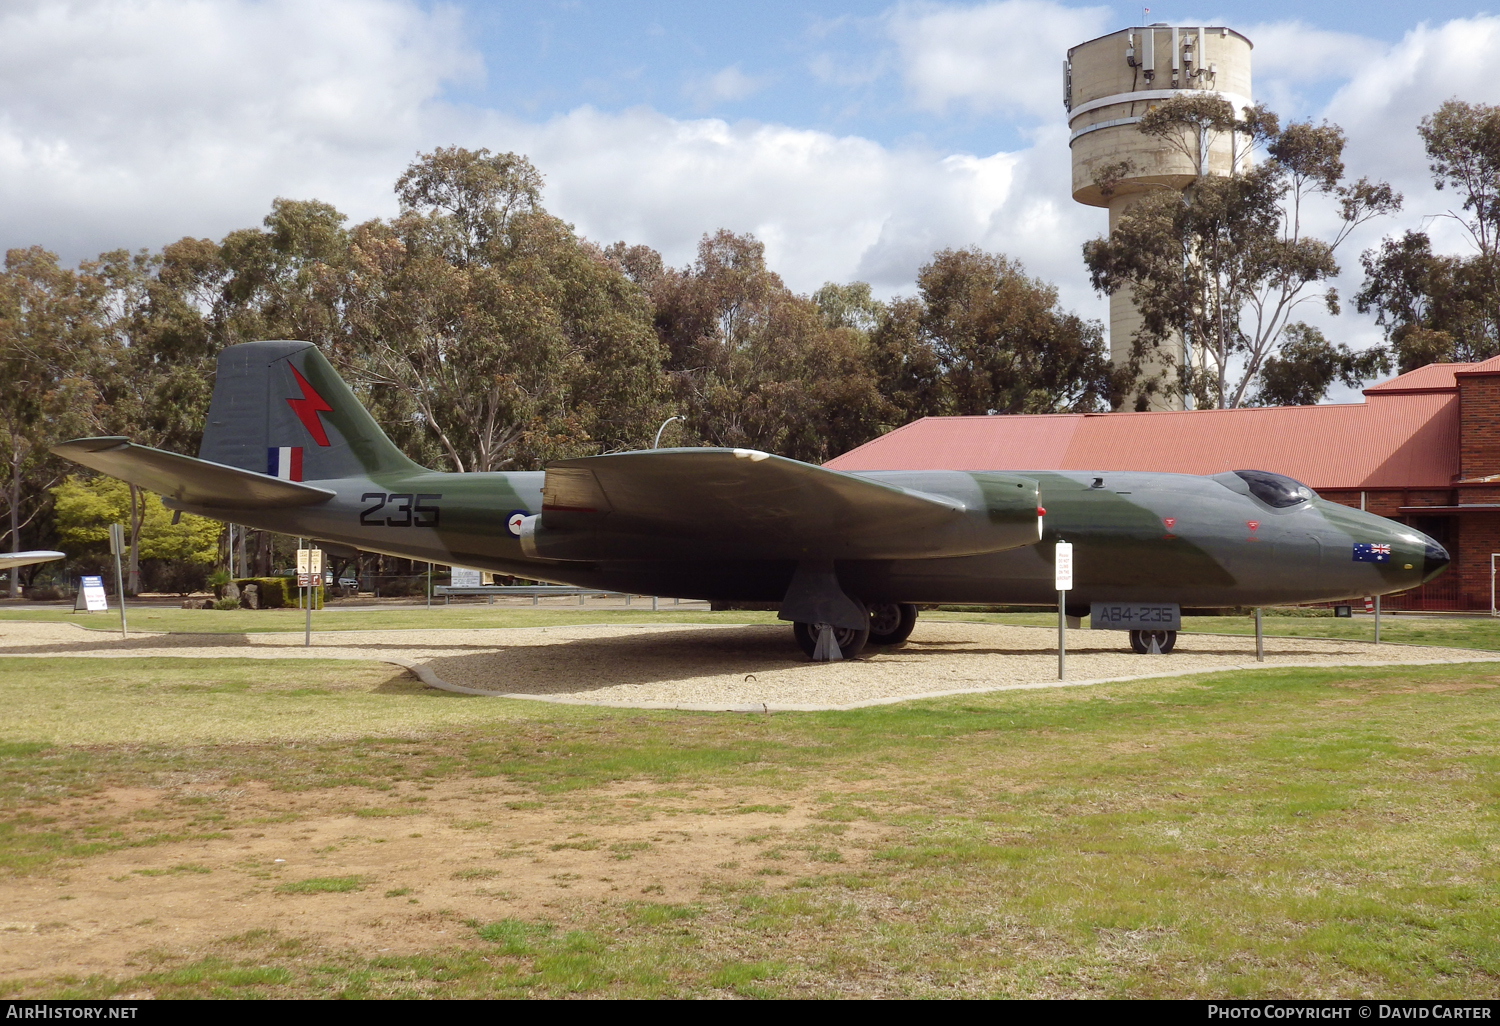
xmin=827 ymin=357 xmax=1500 ymax=611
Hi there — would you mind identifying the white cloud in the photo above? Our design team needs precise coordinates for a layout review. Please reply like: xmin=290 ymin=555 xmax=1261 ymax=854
xmin=488 ymin=107 xmax=1101 ymax=315
xmin=0 ymin=0 xmax=477 ymax=259
xmin=1244 ymin=21 xmax=1386 ymax=85
xmin=1241 ymin=20 xmax=1389 ymax=120
xmin=1325 ymin=14 xmax=1500 ymax=248
xmin=887 ymin=0 xmax=1112 ymax=118
xmin=685 ymin=65 xmax=769 ymax=106
xmin=0 ymin=0 xmax=1107 ymax=322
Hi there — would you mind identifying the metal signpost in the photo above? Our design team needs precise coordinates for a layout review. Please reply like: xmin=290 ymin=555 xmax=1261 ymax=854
xmin=1055 ymin=540 xmax=1073 ymax=681
xmin=296 ymin=545 xmax=323 ymax=648
xmin=1374 ymin=595 xmax=1381 ymax=644
xmin=107 ymin=523 xmax=128 ymax=638
xmin=1255 ymin=607 xmax=1264 ymax=662
xmin=1492 ymin=553 xmax=1500 ymax=617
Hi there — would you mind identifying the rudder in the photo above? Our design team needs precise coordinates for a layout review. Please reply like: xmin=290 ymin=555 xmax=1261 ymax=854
xmin=199 ymin=340 xmax=418 ymax=481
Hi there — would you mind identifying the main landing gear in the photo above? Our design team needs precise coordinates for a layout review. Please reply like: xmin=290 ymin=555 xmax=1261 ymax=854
xmin=794 ymin=602 xmax=919 ymax=660
xmin=867 ymin=602 xmax=918 ymax=647
xmin=1129 ymin=629 xmax=1177 ymax=654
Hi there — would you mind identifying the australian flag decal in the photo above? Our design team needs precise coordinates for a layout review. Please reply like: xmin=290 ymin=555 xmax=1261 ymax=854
xmin=1352 ymin=543 xmax=1391 ymax=563
xmin=268 ymin=447 xmax=303 ymax=482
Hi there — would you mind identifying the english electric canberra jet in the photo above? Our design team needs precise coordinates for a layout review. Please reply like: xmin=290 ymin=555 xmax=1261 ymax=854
xmin=53 ymin=341 xmax=1450 ymax=659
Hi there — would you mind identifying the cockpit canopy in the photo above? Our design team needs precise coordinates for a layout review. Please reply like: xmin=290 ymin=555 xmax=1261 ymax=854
xmin=1234 ymin=469 xmax=1316 ymax=508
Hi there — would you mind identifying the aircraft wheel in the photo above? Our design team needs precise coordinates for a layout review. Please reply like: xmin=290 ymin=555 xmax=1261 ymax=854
xmin=1129 ymin=629 xmax=1176 ymax=654
xmin=867 ymin=602 xmax=918 ymax=646
xmin=793 ymin=620 xmax=870 ymax=660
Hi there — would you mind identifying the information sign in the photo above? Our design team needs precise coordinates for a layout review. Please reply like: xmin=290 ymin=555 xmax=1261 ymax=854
xmin=1089 ymin=603 xmax=1180 ymax=631
xmin=1054 ymin=541 xmax=1074 ymax=592
xmin=79 ymin=575 xmax=109 ymax=612
xmin=451 ymin=567 xmax=482 ymax=588
xmin=296 ymin=548 xmax=324 ymax=576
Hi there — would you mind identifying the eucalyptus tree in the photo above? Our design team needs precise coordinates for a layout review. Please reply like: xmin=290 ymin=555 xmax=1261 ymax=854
xmin=336 ymin=147 xmax=666 ymax=473
xmin=868 ymin=248 xmax=1114 ymax=421
xmin=1084 ymin=97 xmax=1399 ymax=408
xmin=649 ymin=230 xmax=888 ymax=463
xmin=0 ymin=248 xmax=104 ymax=594
xmin=1358 ymin=101 xmax=1500 ymax=369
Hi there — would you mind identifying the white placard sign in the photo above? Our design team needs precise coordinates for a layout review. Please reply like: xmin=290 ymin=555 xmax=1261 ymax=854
xmin=80 ymin=575 xmax=109 ymax=612
xmin=1054 ymin=541 xmax=1074 ymax=592
xmin=296 ymin=548 xmax=324 ymax=575
xmin=451 ymin=567 xmax=482 ymax=588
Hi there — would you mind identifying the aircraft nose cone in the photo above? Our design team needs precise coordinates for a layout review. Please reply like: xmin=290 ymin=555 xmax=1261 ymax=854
xmin=1423 ymin=539 xmax=1451 ymax=582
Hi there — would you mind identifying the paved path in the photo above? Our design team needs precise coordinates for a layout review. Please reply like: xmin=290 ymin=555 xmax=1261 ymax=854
xmin=2 ymin=619 xmax=1494 ymax=711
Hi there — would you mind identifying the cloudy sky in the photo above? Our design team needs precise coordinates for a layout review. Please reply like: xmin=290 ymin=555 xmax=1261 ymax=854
xmin=3 ymin=0 xmax=1498 ymax=393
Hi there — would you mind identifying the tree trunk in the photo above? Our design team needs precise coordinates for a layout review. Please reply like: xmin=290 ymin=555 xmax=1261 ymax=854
xmin=7 ymin=453 xmax=18 ymax=599
xmin=127 ymin=484 xmax=143 ymax=595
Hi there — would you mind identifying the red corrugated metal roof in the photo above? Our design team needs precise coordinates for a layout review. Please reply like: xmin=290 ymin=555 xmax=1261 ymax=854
xmin=827 ymin=392 xmax=1460 ymax=490
xmin=1454 ymin=353 xmax=1500 ymax=377
xmin=1364 ymin=363 xmax=1460 ymax=395
xmin=1363 ymin=354 xmax=1500 ymax=395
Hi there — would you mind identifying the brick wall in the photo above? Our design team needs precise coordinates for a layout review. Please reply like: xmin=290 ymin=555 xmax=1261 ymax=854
xmin=1458 ymin=512 xmax=1500 ymax=607
xmin=1459 ymin=370 xmax=1500 ymax=478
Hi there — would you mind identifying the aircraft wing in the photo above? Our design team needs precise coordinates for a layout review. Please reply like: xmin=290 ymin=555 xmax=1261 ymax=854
xmin=0 ymin=550 xmax=65 ymax=571
xmin=52 ymin=437 xmax=335 ymax=510
xmin=523 ymin=448 xmax=1039 ymax=561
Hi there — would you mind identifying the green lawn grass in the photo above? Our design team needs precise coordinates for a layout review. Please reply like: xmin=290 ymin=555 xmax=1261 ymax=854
xmin=1 ymin=654 xmax=1498 ymax=997
xmin=926 ymin=609 xmax=1500 ymax=652
xmin=6 ymin=603 xmax=1499 ymax=654
xmin=0 ymin=605 xmax=781 ymax=634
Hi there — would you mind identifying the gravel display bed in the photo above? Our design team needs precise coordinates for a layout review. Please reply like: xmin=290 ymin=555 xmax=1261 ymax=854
xmin=2 ymin=619 xmax=1496 ymax=711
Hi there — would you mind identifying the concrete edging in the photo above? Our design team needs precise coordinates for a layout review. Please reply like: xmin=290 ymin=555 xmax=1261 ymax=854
xmin=6 ymin=619 xmax=1498 ymax=713
xmin=406 ymin=654 xmax=1500 ymax=711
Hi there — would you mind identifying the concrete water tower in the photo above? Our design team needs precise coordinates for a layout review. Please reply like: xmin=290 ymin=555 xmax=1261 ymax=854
xmin=1065 ymin=25 xmax=1253 ymax=410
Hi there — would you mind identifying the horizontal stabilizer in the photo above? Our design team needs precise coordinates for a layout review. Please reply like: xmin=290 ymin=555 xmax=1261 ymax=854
xmin=523 ymin=448 xmax=1039 ymax=561
xmin=52 ymin=437 xmax=335 ymax=510
xmin=0 ymin=550 xmax=65 ymax=571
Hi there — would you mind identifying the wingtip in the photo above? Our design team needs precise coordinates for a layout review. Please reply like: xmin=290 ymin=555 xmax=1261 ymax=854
xmin=51 ymin=436 xmax=131 ymax=457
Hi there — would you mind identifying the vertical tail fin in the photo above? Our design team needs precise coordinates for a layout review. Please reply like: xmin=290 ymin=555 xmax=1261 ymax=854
xmin=198 ymin=341 xmax=418 ymax=481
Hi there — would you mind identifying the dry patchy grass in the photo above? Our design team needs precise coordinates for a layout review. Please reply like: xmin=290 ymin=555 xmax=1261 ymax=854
xmin=0 ymin=656 xmax=1496 ymax=998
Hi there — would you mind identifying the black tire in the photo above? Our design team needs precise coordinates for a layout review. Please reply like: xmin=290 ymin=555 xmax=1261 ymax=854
xmin=867 ymin=602 xmax=918 ymax=646
xmin=1129 ymin=629 xmax=1177 ymax=654
xmin=793 ymin=620 xmax=870 ymax=660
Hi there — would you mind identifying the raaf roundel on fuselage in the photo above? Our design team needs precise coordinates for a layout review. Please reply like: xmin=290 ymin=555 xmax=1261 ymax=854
xmin=52 ymin=340 xmax=1451 ymax=659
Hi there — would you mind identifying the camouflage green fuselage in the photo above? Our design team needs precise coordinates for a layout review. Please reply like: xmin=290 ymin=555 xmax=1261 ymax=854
xmin=216 ymin=465 xmax=1446 ymax=610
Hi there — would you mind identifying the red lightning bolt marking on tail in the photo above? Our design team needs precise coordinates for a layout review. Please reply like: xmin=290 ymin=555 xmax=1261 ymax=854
xmin=286 ymin=365 xmax=333 ymax=447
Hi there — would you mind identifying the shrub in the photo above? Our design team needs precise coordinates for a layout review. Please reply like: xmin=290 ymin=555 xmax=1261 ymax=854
xmin=233 ymin=578 xmax=323 ymax=609
xmin=212 ymin=597 xmax=240 ymax=611
xmin=374 ymin=576 xmax=426 ymax=598
xmin=235 ymin=578 xmax=287 ymax=608
xmin=144 ymin=559 xmax=210 ymax=596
